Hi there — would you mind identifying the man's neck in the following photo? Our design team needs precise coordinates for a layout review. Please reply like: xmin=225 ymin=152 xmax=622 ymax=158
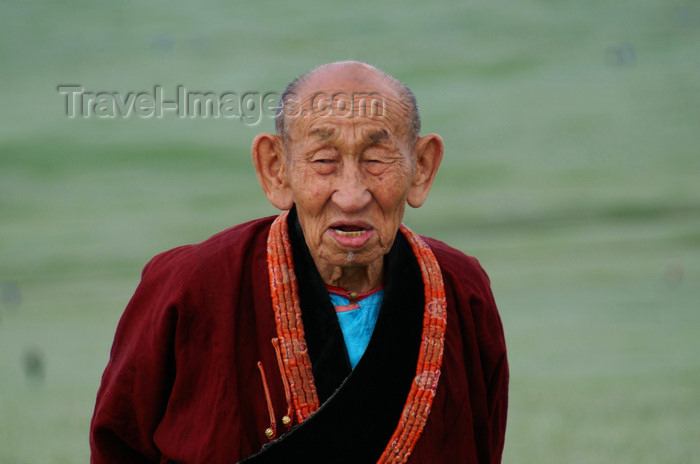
xmin=313 ymin=258 xmax=384 ymax=294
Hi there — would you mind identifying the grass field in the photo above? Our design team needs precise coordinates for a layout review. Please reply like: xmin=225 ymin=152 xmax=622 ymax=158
xmin=1 ymin=1 xmax=699 ymax=462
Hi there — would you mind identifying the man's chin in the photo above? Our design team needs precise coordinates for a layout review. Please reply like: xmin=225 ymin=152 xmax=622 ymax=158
xmin=324 ymin=247 xmax=386 ymax=269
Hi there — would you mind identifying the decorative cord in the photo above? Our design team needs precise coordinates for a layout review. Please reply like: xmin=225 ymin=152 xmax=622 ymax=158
xmin=256 ymin=361 xmax=277 ymax=440
xmin=271 ymin=337 xmax=294 ymax=427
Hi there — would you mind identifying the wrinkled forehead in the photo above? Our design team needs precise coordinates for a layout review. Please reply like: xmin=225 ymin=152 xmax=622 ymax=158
xmin=282 ymin=75 xmax=413 ymax=146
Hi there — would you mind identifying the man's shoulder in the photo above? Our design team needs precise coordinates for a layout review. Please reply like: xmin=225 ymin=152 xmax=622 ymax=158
xmin=421 ymin=236 xmax=484 ymax=275
xmin=141 ymin=215 xmax=276 ymax=280
xmin=420 ymin=235 xmax=493 ymax=294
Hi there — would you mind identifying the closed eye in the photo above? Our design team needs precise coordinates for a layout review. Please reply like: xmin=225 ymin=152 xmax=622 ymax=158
xmin=309 ymin=150 xmax=338 ymax=174
xmin=309 ymin=146 xmax=338 ymax=163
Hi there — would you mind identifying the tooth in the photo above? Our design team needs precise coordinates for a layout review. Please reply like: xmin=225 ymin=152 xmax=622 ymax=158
xmin=337 ymin=230 xmax=365 ymax=237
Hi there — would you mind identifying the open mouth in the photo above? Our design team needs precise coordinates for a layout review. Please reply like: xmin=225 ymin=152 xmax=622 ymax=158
xmin=330 ymin=225 xmax=371 ymax=238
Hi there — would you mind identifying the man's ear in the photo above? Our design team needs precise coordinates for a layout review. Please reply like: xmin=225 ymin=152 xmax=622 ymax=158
xmin=251 ymin=133 xmax=294 ymax=210
xmin=407 ymin=134 xmax=444 ymax=208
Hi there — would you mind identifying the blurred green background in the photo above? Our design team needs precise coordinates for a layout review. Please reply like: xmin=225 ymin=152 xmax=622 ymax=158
xmin=1 ymin=1 xmax=699 ymax=462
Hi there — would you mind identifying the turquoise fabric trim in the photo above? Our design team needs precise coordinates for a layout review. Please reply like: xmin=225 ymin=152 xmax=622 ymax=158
xmin=329 ymin=290 xmax=384 ymax=369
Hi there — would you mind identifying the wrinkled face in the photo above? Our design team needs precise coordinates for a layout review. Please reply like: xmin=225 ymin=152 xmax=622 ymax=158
xmin=284 ymin=80 xmax=416 ymax=275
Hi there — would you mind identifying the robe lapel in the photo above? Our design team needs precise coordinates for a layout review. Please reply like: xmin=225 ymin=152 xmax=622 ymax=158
xmin=288 ymin=209 xmax=353 ymax=403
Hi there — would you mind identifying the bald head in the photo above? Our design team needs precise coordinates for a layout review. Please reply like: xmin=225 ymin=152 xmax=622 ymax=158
xmin=275 ymin=61 xmax=421 ymax=148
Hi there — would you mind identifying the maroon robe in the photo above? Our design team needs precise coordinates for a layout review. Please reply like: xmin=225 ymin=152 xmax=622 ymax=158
xmin=90 ymin=214 xmax=508 ymax=464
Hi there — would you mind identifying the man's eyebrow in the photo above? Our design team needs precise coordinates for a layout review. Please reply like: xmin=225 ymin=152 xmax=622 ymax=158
xmin=367 ymin=129 xmax=389 ymax=144
xmin=308 ymin=128 xmax=336 ymax=140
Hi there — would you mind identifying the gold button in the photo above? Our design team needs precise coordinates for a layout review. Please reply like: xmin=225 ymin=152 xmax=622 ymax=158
xmin=282 ymin=415 xmax=291 ymax=425
xmin=349 ymin=291 xmax=358 ymax=300
xmin=265 ymin=428 xmax=274 ymax=438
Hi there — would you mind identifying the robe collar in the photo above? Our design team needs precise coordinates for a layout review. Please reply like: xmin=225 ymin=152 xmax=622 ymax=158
xmin=242 ymin=208 xmax=447 ymax=464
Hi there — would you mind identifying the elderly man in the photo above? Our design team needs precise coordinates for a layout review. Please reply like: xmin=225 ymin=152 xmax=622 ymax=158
xmin=90 ymin=61 xmax=508 ymax=464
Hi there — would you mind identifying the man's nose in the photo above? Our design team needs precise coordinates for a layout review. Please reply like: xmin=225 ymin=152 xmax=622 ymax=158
xmin=331 ymin=164 xmax=372 ymax=212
